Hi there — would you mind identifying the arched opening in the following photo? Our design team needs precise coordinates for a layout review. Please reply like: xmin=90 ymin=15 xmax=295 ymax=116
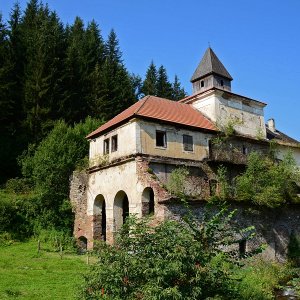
xmin=142 ymin=187 xmax=155 ymax=216
xmin=113 ymin=191 xmax=129 ymax=232
xmin=94 ymin=194 xmax=106 ymax=241
xmin=77 ymin=236 xmax=87 ymax=252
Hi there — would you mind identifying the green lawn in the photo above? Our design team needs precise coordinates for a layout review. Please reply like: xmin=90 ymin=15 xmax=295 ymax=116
xmin=0 ymin=241 xmax=89 ymax=299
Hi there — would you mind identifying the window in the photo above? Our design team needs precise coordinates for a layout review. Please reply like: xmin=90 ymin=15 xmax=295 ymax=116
xmin=242 ymin=145 xmax=248 ymax=155
xmin=183 ymin=134 xmax=193 ymax=151
xmin=239 ymin=240 xmax=247 ymax=256
xmin=156 ymin=131 xmax=167 ymax=147
xmin=201 ymin=80 xmax=204 ymax=88
xmin=111 ymin=135 xmax=118 ymax=152
xmin=103 ymin=138 xmax=109 ymax=154
xmin=220 ymin=79 xmax=224 ymax=86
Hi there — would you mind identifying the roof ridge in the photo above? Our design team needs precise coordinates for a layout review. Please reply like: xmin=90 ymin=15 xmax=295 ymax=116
xmin=134 ymin=95 xmax=150 ymax=115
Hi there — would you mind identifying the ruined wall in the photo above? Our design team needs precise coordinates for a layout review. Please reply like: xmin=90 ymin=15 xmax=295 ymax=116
xmin=164 ymin=202 xmax=300 ymax=262
xmin=69 ymin=171 xmax=91 ymax=248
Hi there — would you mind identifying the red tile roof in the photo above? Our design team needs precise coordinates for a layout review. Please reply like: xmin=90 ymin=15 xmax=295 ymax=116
xmin=86 ymin=95 xmax=217 ymax=139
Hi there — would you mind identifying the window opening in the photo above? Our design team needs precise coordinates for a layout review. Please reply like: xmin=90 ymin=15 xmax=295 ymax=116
xmin=156 ymin=131 xmax=167 ymax=147
xmin=221 ymin=79 xmax=224 ymax=86
xmin=183 ymin=134 xmax=193 ymax=151
xmin=201 ymin=80 xmax=204 ymax=88
xmin=111 ymin=135 xmax=118 ymax=152
xmin=103 ymin=138 xmax=110 ymax=154
xmin=239 ymin=240 xmax=246 ymax=256
xmin=242 ymin=145 xmax=248 ymax=155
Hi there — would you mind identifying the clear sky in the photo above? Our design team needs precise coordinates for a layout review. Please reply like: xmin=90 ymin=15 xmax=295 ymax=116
xmin=2 ymin=0 xmax=300 ymax=140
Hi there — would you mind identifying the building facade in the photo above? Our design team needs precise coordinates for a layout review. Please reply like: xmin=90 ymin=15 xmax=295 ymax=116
xmin=70 ymin=48 xmax=300 ymax=260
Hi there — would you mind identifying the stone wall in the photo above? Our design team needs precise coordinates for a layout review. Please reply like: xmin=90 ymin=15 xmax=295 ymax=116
xmin=164 ymin=202 xmax=300 ymax=262
xmin=69 ymin=171 xmax=91 ymax=249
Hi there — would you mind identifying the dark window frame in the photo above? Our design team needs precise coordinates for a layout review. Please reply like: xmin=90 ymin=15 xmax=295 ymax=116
xmin=111 ymin=135 xmax=118 ymax=152
xmin=103 ymin=138 xmax=110 ymax=155
xmin=156 ymin=130 xmax=167 ymax=148
xmin=183 ymin=134 xmax=193 ymax=152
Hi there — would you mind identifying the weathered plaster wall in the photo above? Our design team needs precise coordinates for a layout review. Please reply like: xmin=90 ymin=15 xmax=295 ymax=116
xmin=89 ymin=120 xmax=137 ymax=165
xmin=138 ymin=120 xmax=213 ymax=161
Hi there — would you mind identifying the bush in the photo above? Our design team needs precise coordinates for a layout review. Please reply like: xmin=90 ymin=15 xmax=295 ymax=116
xmin=79 ymin=204 xmax=264 ymax=300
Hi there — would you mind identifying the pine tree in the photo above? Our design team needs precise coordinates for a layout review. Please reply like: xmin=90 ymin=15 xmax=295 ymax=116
xmin=172 ymin=75 xmax=187 ymax=100
xmin=141 ymin=61 xmax=157 ymax=96
xmin=21 ymin=1 xmax=66 ymax=141
xmin=90 ymin=30 xmax=135 ymax=121
xmin=61 ymin=17 xmax=87 ymax=123
xmin=156 ymin=65 xmax=172 ymax=99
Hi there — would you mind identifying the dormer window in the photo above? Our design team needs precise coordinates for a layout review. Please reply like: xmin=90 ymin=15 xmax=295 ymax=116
xmin=103 ymin=138 xmax=110 ymax=154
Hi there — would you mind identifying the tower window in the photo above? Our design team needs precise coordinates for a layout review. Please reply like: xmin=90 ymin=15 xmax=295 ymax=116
xmin=183 ymin=134 xmax=193 ymax=151
xmin=103 ymin=138 xmax=110 ymax=154
xmin=201 ymin=80 xmax=205 ymax=88
xmin=111 ymin=135 xmax=118 ymax=152
xmin=156 ymin=131 xmax=167 ymax=148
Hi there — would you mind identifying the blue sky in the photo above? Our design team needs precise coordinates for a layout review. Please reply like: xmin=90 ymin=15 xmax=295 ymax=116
xmin=2 ymin=0 xmax=300 ymax=140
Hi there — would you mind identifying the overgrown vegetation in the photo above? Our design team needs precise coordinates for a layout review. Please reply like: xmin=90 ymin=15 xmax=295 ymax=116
xmin=80 ymin=207 xmax=265 ymax=300
xmin=0 ymin=117 xmax=102 ymax=237
xmin=234 ymin=151 xmax=300 ymax=207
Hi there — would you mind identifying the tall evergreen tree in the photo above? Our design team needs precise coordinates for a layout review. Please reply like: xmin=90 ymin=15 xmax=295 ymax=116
xmin=90 ymin=29 xmax=135 ymax=121
xmin=172 ymin=75 xmax=187 ymax=100
xmin=141 ymin=61 xmax=157 ymax=96
xmin=21 ymin=1 xmax=66 ymax=141
xmin=156 ymin=65 xmax=172 ymax=99
xmin=61 ymin=17 xmax=87 ymax=123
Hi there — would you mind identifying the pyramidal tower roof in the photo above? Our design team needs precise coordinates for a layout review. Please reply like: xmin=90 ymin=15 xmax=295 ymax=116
xmin=191 ymin=47 xmax=233 ymax=82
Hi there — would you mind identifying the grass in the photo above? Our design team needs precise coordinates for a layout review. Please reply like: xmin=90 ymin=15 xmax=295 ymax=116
xmin=0 ymin=240 xmax=89 ymax=299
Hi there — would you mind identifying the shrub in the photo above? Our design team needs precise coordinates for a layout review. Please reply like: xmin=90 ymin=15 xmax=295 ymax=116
xmin=79 ymin=204 xmax=264 ymax=300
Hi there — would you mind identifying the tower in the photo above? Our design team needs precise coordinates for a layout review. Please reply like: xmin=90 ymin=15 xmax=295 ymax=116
xmin=191 ymin=47 xmax=233 ymax=94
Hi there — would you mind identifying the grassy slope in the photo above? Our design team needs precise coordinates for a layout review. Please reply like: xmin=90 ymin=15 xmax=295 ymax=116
xmin=0 ymin=241 xmax=88 ymax=299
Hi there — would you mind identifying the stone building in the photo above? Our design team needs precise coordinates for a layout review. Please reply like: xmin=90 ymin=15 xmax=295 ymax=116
xmin=70 ymin=48 xmax=300 ymax=260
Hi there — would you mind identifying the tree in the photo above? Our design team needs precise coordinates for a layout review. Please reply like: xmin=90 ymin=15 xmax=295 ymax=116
xmin=156 ymin=65 xmax=173 ymax=99
xmin=20 ymin=117 xmax=103 ymax=230
xmin=141 ymin=61 xmax=157 ymax=96
xmin=172 ymin=75 xmax=187 ymax=100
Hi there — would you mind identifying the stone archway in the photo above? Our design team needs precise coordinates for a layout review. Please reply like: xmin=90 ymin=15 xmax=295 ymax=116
xmin=142 ymin=187 xmax=155 ymax=216
xmin=93 ymin=194 xmax=106 ymax=241
xmin=113 ymin=191 xmax=129 ymax=232
xmin=77 ymin=236 xmax=87 ymax=252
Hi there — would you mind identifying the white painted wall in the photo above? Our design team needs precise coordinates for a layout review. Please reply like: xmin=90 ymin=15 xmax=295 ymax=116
xmin=192 ymin=91 xmax=266 ymax=139
xmin=89 ymin=120 xmax=137 ymax=166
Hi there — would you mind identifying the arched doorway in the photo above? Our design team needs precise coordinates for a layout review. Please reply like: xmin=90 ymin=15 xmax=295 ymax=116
xmin=113 ymin=191 xmax=129 ymax=232
xmin=94 ymin=194 xmax=106 ymax=241
xmin=142 ymin=187 xmax=155 ymax=216
xmin=77 ymin=236 xmax=87 ymax=252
